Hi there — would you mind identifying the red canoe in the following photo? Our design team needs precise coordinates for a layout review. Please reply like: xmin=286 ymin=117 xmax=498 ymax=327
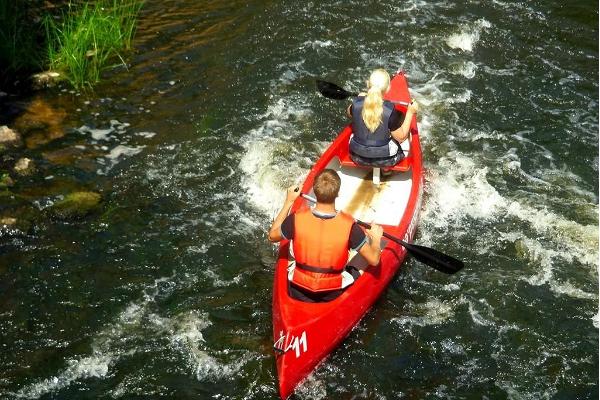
xmin=272 ymin=71 xmax=423 ymax=399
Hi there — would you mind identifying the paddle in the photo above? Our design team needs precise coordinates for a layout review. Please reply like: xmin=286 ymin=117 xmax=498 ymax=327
xmin=300 ymin=193 xmax=464 ymax=275
xmin=316 ymin=79 xmax=410 ymax=106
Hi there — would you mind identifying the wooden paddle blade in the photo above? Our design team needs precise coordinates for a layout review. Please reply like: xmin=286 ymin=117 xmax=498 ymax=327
xmin=316 ymin=80 xmax=356 ymax=100
xmin=403 ymin=242 xmax=464 ymax=275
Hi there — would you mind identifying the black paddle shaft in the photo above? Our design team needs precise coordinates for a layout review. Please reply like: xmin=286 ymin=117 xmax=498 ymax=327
xmin=355 ymin=220 xmax=463 ymax=275
xmin=315 ymin=79 xmax=410 ymax=106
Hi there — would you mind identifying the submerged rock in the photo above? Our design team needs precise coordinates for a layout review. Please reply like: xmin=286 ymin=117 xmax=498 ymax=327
xmin=48 ymin=191 xmax=102 ymax=219
xmin=0 ymin=126 xmax=22 ymax=148
xmin=0 ymin=216 xmax=18 ymax=226
xmin=42 ymin=146 xmax=102 ymax=166
xmin=0 ymin=202 xmax=41 ymax=234
xmin=14 ymin=157 xmax=35 ymax=176
xmin=31 ymin=71 xmax=61 ymax=90
xmin=0 ymin=173 xmax=15 ymax=188
xmin=13 ymin=98 xmax=67 ymax=148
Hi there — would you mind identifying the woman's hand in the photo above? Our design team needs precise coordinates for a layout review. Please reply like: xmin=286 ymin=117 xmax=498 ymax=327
xmin=408 ymin=99 xmax=419 ymax=113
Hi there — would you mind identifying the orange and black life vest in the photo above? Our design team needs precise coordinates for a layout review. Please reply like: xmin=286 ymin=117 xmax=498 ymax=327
xmin=291 ymin=209 xmax=354 ymax=292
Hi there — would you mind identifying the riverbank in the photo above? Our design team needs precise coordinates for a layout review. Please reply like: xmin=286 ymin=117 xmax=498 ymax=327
xmin=0 ymin=1 xmax=143 ymax=232
xmin=0 ymin=0 xmax=143 ymax=94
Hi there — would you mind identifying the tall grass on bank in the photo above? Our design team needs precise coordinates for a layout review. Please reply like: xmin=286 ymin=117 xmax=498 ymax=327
xmin=44 ymin=0 xmax=143 ymax=89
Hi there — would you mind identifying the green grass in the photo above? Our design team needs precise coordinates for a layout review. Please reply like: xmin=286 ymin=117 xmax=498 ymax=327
xmin=44 ymin=0 xmax=143 ymax=89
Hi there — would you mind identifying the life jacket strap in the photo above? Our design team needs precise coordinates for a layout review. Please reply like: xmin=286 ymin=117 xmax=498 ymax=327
xmin=296 ymin=262 xmax=341 ymax=274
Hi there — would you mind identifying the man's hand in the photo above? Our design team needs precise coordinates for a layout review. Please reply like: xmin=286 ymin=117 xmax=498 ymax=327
xmin=365 ymin=223 xmax=383 ymax=244
xmin=285 ymin=185 xmax=301 ymax=204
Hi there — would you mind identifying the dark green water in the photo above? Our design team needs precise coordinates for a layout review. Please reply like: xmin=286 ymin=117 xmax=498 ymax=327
xmin=1 ymin=1 xmax=598 ymax=398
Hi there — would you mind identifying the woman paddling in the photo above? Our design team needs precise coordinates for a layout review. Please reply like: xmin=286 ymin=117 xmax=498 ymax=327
xmin=347 ymin=69 xmax=419 ymax=167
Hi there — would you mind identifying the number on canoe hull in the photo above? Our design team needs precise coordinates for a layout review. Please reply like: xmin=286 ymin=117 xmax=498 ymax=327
xmin=274 ymin=330 xmax=308 ymax=358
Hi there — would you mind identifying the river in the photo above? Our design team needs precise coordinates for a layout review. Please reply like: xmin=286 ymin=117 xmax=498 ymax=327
xmin=1 ymin=1 xmax=598 ymax=398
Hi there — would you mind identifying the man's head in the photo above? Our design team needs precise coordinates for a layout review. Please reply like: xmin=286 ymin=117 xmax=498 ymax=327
xmin=313 ymin=169 xmax=341 ymax=204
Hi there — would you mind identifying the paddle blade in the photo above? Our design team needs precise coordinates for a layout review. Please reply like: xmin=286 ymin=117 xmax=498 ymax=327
xmin=316 ymin=80 xmax=356 ymax=100
xmin=403 ymin=242 xmax=464 ymax=275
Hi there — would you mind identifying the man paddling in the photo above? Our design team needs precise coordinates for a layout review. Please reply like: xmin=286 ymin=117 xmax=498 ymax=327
xmin=268 ymin=169 xmax=383 ymax=302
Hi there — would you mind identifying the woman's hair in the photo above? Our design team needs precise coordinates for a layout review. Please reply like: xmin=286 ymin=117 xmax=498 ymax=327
xmin=361 ymin=69 xmax=390 ymax=133
xmin=313 ymin=169 xmax=341 ymax=204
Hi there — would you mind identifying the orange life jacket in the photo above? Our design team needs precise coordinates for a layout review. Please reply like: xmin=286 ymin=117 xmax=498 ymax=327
xmin=291 ymin=209 xmax=354 ymax=292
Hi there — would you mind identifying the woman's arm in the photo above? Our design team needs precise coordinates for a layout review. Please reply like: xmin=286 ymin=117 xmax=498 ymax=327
xmin=390 ymin=100 xmax=419 ymax=143
xmin=346 ymin=93 xmax=368 ymax=119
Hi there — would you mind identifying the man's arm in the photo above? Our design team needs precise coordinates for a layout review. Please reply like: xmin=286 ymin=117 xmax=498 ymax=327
xmin=268 ymin=186 xmax=300 ymax=242
xmin=357 ymin=224 xmax=383 ymax=265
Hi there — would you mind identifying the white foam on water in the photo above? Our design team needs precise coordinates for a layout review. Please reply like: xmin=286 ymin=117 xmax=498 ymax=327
xmin=106 ymin=144 xmax=145 ymax=161
xmin=448 ymin=89 xmax=472 ymax=104
xmin=147 ymin=297 xmax=253 ymax=383
xmin=97 ymin=145 xmax=145 ymax=175
xmin=16 ymin=276 xmax=183 ymax=399
xmin=440 ymin=338 xmax=466 ymax=355
xmin=450 ymin=61 xmax=478 ymax=79
xmin=239 ymin=97 xmax=316 ymax=218
xmin=74 ymin=120 xmax=151 ymax=175
xmin=446 ymin=19 xmax=491 ymax=52
xmin=166 ymin=311 xmax=251 ymax=381
xmin=294 ymin=372 xmax=328 ymax=400
xmin=109 ymin=119 xmax=130 ymax=132
xmin=392 ymin=298 xmax=456 ymax=328
xmin=443 ymin=283 xmax=460 ymax=291
xmin=404 ymin=73 xmax=450 ymax=110
xmin=302 ymin=39 xmax=334 ymax=49
xmin=16 ymin=355 xmax=112 ymax=399
xmin=505 ymin=201 xmax=599 ymax=268
xmin=551 ymin=281 xmax=597 ymax=300
xmin=421 ymin=144 xmax=598 ymax=268
xmin=187 ymin=244 xmax=211 ymax=254
xmin=274 ymin=60 xmax=310 ymax=87
xmin=393 ymin=0 xmax=430 ymax=13
xmin=466 ymin=298 xmax=495 ymax=327
xmin=506 ymin=233 xmax=597 ymax=299
xmin=200 ymin=267 xmax=245 ymax=288
xmin=482 ymin=65 xmax=519 ymax=76
xmin=135 ymin=131 xmax=157 ymax=138
xmin=423 ymin=154 xmax=506 ymax=226
xmin=77 ymin=125 xmax=114 ymax=141
xmin=420 ymin=145 xmax=597 ymax=301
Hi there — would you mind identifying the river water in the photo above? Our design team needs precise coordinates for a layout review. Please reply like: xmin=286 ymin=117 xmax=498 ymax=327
xmin=1 ymin=1 xmax=598 ymax=399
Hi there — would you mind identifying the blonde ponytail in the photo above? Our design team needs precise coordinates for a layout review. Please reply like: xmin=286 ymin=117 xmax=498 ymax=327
xmin=361 ymin=69 xmax=390 ymax=133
